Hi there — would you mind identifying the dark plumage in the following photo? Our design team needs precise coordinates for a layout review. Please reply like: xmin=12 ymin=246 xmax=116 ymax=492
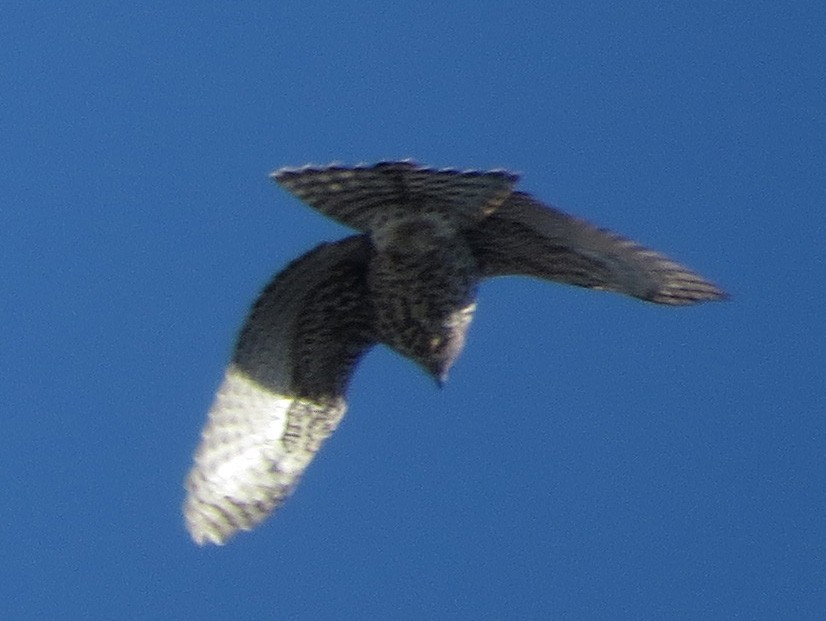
xmin=183 ymin=161 xmax=726 ymax=545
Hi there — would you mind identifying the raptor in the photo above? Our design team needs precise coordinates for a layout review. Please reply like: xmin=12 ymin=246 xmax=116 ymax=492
xmin=183 ymin=161 xmax=726 ymax=545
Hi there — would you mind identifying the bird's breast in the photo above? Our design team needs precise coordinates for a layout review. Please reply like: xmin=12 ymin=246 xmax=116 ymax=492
xmin=367 ymin=228 xmax=479 ymax=379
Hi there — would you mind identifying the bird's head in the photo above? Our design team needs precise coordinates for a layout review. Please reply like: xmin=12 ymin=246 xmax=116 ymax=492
xmin=392 ymin=302 xmax=477 ymax=389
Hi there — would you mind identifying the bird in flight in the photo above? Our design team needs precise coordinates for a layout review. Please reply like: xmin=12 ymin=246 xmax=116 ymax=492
xmin=183 ymin=161 xmax=726 ymax=545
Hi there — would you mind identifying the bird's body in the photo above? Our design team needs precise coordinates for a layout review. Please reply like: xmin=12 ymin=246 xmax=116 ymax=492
xmin=183 ymin=161 xmax=726 ymax=545
xmin=369 ymin=217 xmax=480 ymax=382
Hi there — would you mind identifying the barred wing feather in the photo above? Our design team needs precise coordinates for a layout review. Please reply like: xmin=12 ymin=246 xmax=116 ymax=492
xmin=468 ymin=192 xmax=726 ymax=305
xmin=184 ymin=236 xmax=375 ymax=545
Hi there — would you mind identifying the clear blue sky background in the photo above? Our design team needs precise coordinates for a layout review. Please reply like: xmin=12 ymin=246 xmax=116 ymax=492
xmin=3 ymin=2 xmax=824 ymax=619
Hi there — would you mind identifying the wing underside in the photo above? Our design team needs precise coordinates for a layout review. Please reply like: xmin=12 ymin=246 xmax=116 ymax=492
xmin=468 ymin=192 xmax=726 ymax=304
xmin=184 ymin=236 xmax=375 ymax=545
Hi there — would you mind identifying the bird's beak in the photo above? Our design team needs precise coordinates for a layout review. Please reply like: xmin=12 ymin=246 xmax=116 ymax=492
xmin=431 ymin=365 xmax=450 ymax=389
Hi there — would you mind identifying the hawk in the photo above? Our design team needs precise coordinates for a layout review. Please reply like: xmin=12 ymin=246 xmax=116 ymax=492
xmin=183 ymin=161 xmax=726 ymax=545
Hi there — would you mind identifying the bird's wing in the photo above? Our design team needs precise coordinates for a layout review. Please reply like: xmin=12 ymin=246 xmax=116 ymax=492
xmin=272 ymin=161 xmax=518 ymax=232
xmin=184 ymin=235 xmax=375 ymax=545
xmin=467 ymin=192 xmax=727 ymax=305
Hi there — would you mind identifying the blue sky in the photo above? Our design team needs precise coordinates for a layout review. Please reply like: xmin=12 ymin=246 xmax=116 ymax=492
xmin=3 ymin=2 xmax=824 ymax=618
